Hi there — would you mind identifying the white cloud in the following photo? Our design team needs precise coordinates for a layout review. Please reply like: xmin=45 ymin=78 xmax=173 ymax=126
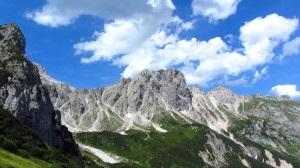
xmin=252 ymin=66 xmax=268 ymax=84
xmin=240 ymin=14 xmax=299 ymax=65
xmin=78 ymin=14 xmax=298 ymax=86
xmin=240 ymin=14 xmax=298 ymax=44
xmin=217 ymin=76 xmax=248 ymax=87
xmin=26 ymin=1 xmax=299 ymax=87
xmin=72 ymin=0 xmax=175 ymax=63
xmin=26 ymin=0 xmax=173 ymax=27
xmin=224 ymin=34 xmax=236 ymax=44
xmin=269 ymin=85 xmax=300 ymax=99
xmin=191 ymin=0 xmax=241 ymax=22
xmin=283 ymin=37 xmax=300 ymax=56
xmin=170 ymin=16 xmax=195 ymax=33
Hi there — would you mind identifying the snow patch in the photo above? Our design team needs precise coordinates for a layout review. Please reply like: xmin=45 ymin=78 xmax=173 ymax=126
xmin=152 ymin=123 xmax=167 ymax=133
xmin=126 ymin=113 xmax=133 ymax=118
xmin=79 ymin=143 xmax=123 ymax=164
xmin=118 ymin=131 xmax=127 ymax=135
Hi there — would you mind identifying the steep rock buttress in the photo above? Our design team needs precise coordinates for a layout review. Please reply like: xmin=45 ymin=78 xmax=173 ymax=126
xmin=0 ymin=23 xmax=81 ymax=157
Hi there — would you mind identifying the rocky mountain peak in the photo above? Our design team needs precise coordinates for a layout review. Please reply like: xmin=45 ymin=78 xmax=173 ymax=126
xmin=191 ymin=86 xmax=206 ymax=95
xmin=153 ymin=69 xmax=185 ymax=83
xmin=135 ymin=68 xmax=186 ymax=84
xmin=208 ymin=86 xmax=245 ymax=114
xmin=0 ymin=23 xmax=81 ymax=157
xmin=0 ymin=23 xmax=26 ymax=57
xmin=35 ymin=62 xmax=47 ymax=74
xmin=0 ymin=23 xmax=41 ymax=85
xmin=208 ymin=86 xmax=238 ymax=101
xmin=130 ymin=68 xmax=191 ymax=111
xmin=0 ymin=23 xmax=25 ymax=44
xmin=209 ymin=86 xmax=234 ymax=95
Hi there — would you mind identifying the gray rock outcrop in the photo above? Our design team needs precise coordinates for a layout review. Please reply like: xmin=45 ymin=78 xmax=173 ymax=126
xmin=0 ymin=23 xmax=80 ymax=157
xmin=199 ymin=132 xmax=227 ymax=167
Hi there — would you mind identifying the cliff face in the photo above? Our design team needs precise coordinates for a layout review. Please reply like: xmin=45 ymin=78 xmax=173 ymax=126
xmin=0 ymin=23 xmax=80 ymax=156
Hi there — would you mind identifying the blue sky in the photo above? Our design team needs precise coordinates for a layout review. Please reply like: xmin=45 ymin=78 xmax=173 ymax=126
xmin=1 ymin=0 xmax=300 ymax=99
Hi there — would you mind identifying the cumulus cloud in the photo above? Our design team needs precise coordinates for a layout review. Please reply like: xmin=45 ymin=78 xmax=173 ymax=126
xmin=111 ymin=14 xmax=298 ymax=86
xmin=217 ymin=76 xmax=248 ymax=87
xmin=191 ymin=0 xmax=241 ymax=22
xmin=74 ymin=14 xmax=299 ymax=86
xmin=71 ymin=0 xmax=175 ymax=63
xmin=240 ymin=14 xmax=299 ymax=65
xmin=25 ymin=0 xmax=174 ymax=27
xmin=269 ymin=85 xmax=300 ymax=99
xmin=109 ymin=14 xmax=297 ymax=86
xmin=27 ymin=1 xmax=299 ymax=87
xmin=283 ymin=37 xmax=300 ymax=56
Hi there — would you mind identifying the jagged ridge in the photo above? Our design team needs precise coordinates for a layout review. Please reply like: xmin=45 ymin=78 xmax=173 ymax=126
xmin=38 ymin=62 xmax=300 ymax=167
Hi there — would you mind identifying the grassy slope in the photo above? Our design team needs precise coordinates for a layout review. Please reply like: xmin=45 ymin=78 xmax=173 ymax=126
xmin=228 ymin=97 xmax=300 ymax=167
xmin=230 ymin=120 xmax=300 ymax=168
xmin=0 ymin=106 xmax=101 ymax=168
xmin=75 ymin=123 xmax=276 ymax=168
xmin=0 ymin=148 xmax=54 ymax=168
xmin=75 ymin=125 xmax=207 ymax=167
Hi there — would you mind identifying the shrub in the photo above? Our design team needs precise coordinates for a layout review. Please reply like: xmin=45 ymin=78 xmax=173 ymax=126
xmin=0 ymin=69 xmax=12 ymax=81
xmin=2 ymin=138 xmax=18 ymax=153
xmin=18 ymin=149 xmax=31 ymax=159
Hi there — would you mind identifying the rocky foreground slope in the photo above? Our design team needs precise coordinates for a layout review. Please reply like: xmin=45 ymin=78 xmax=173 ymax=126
xmin=38 ymin=58 xmax=300 ymax=167
xmin=0 ymin=23 xmax=80 ymax=157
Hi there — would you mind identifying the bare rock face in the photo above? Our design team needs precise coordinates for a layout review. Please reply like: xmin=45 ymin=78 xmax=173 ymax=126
xmin=39 ymin=65 xmax=194 ymax=132
xmin=103 ymin=69 xmax=192 ymax=116
xmin=208 ymin=86 xmax=247 ymax=114
xmin=199 ymin=132 xmax=227 ymax=167
xmin=0 ymin=23 xmax=80 ymax=157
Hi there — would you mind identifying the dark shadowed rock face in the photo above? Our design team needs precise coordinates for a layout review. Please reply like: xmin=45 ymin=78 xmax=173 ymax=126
xmin=0 ymin=23 xmax=81 ymax=157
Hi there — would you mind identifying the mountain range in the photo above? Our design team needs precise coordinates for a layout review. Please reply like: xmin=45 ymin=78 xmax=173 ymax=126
xmin=1 ymin=23 xmax=300 ymax=167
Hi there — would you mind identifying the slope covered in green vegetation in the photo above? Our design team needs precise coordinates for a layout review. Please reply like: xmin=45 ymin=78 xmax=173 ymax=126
xmin=76 ymin=125 xmax=209 ymax=167
xmin=75 ymin=124 xmax=279 ymax=168
xmin=0 ymin=148 xmax=54 ymax=168
xmin=228 ymin=114 xmax=300 ymax=167
xmin=0 ymin=106 xmax=101 ymax=168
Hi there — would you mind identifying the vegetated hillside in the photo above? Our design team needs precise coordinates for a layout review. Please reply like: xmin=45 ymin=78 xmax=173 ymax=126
xmin=75 ymin=123 xmax=300 ymax=168
xmin=0 ymin=106 xmax=102 ymax=168
xmin=231 ymin=96 xmax=300 ymax=158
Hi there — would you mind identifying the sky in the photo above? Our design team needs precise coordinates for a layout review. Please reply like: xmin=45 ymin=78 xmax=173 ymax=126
xmin=1 ymin=0 xmax=300 ymax=99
